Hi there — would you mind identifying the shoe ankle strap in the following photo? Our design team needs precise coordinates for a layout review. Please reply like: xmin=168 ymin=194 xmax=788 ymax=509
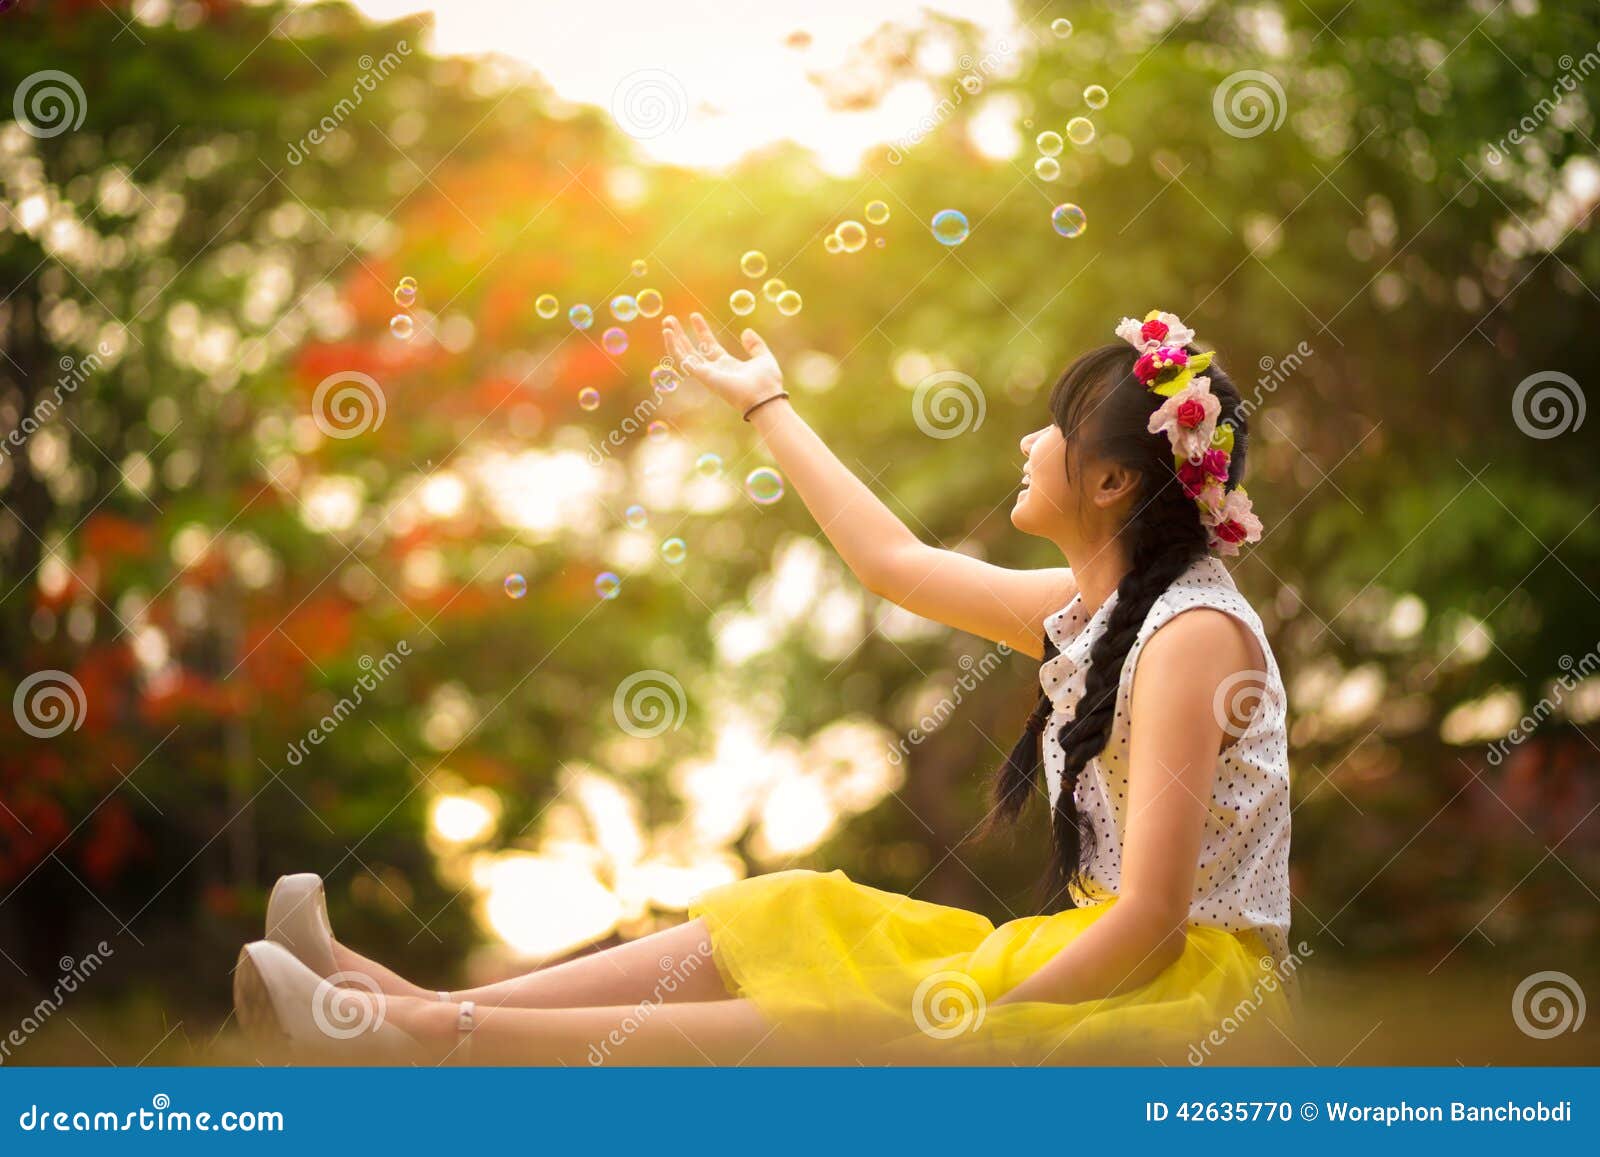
xmin=454 ymin=999 xmax=476 ymax=1065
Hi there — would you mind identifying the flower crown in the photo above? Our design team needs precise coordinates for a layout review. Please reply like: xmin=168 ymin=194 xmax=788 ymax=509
xmin=1115 ymin=310 xmax=1263 ymax=556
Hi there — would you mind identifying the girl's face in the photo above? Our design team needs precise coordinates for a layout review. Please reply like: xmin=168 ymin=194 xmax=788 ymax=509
xmin=1011 ymin=422 xmax=1076 ymax=540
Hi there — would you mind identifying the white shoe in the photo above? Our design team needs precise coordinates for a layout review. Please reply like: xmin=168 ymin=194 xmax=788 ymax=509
xmin=265 ymin=873 xmax=339 ymax=979
xmin=265 ymin=874 xmax=466 ymax=1023
xmin=233 ymin=940 xmax=425 ymax=1064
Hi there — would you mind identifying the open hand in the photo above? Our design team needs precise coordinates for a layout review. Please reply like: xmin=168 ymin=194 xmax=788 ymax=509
xmin=662 ymin=313 xmax=783 ymax=412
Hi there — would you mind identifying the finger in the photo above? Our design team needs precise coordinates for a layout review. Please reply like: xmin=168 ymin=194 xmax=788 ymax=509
xmin=664 ymin=319 xmax=707 ymax=376
xmin=661 ymin=315 xmax=689 ymax=357
xmin=688 ymin=312 xmax=730 ymax=359
xmin=740 ymin=328 xmax=770 ymax=359
xmin=670 ymin=328 xmax=701 ymax=371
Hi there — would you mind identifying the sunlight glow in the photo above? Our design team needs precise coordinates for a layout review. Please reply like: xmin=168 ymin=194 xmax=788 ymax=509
xmin=429 ymin=790 xmax=501 ymax=846
xmin=476 ymin=447 xmax=606 ymax=537
xmin=476 ymin=853 xmax=624 ymax=960
xmin=322 ymin=0 xmax=1022 ymax=172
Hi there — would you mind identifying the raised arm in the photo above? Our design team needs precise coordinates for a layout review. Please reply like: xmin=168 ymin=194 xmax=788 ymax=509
xmin=662 ymin=314 xmax=1073 ymax=657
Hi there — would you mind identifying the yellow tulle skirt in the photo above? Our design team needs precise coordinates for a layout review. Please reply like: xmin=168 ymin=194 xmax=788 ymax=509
xmin=688 ymin=868 xmax=1294 ymax=1065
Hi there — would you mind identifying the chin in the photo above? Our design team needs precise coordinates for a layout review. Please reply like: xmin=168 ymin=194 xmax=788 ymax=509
xmin=1009 ymin=492 xmax=1037 ymax=533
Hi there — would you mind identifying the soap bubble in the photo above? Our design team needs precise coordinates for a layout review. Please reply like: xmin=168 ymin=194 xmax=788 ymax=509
xmin=394 ymin=276 xmax=418 ymax=307
xmin=636 ymin=288 xmax=663 ymax=317
xmin=389 ymin=314 xmax=414 ymax=340
xmin=504 ymin=573 xmax=527 ymax=599
xmin=740 ymin=250 xmax=768 ymax=278
xmin=569 ymin=304 xmax=594 ymax=330
xmin=630 ymin=259 xmax=648 ymax=277
xmin=730 ymin=289 xmax=756 ymax=316
xmin=866 ymin=200 xmax=890 ymax=225
xmin=931 ymin=209 xmax=970 ymax=247
xmin=1051 ymin=17 xmax=1072 ymax=37
xmin=1036 ymin=130 xmax=1063 ymax=157
xmin=1051 ymin=203 xmax=1088 ymax=239
xmin=660 ymin=538 xmax=687 ymax=565
xmin=775 ymin=290 xmax=803 ymax=316
xmin=836 ymin=220 xmax=868 ymax=252
xmin=1034 ymin=157 xmax=1061 ymax=181
xmin=874 ymin=237 xmax=886 ymax=248
xmin=611 ymin=294 xmax=639 ymax=322
xmin=1084 ymin=84 xmax=1108 ymax=110
xmin=578 ymin=387 xmax=601 ymax=410
xmin=744 ymin=467 xmax=785 ymax=505
xmin=1067 ymin=116 xmax=1096 ymax=146
xmin=535 ymin=294 xmax=559 ymax=319
xmin=625 ymin=504 xmax=648 ymax=529
xmin=602 ymin=327 xmax=629 ymax=355
xmin=762 ymin=278 xmax=787 ymax=302
xmin=651 ymin=364 xmax=681 ymax=392
xmin=595 ymin=572 xmax=622 ymax=600
xmin=824 ymin=233 xmax=843 ymax=254
xmin=647 ymin=420 xmax=669 ymax=441
xmin=695 ymin=452 xmax=722 ymax=477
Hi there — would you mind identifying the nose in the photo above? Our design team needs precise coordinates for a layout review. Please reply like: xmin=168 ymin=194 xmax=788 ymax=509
xmin=1019 ymin=427 xmax=1042 ymax=456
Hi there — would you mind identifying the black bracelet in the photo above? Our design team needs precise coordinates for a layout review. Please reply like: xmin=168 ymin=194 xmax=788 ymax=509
xmin=742 ymin=391 xmax=791 ymax=421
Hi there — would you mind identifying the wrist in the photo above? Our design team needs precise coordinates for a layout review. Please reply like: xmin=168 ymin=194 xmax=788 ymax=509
xmin=742 ymin=391 xmax=791 ymax=423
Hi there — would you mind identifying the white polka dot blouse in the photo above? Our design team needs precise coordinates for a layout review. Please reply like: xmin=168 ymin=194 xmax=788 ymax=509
xmin=1039 ymin=554 xmax=1292 ymax=966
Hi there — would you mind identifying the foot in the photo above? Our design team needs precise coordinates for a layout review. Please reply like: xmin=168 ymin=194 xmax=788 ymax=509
xmin=234 ymin=940 xmax=429 ymax=1065
xmin=266 ymin=873 xmax=433 ymax=999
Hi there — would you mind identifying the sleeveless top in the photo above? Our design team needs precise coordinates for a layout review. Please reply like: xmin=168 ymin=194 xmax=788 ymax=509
xmin=1039 ymin=554 xmax=1292 ymax=965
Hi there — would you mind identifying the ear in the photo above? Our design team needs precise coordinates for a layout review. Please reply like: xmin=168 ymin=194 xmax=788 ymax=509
xmin=1090 ymin=461 xmax=1142 ymax=510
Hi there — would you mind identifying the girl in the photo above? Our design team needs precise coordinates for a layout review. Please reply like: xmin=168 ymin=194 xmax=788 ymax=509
xmin=233 ymin=308 xmax=1292 ymax=1065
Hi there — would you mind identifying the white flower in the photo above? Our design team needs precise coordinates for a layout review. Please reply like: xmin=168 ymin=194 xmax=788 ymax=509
xmin=1147 ymin=375 xmax=1221 ymax=460
xmin=1116 ymin=310 xmax=1197 ymax=353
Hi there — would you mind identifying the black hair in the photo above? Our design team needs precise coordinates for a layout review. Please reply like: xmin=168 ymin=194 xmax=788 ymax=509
xmin=986 ymin=341 xmax=1249 ymax=910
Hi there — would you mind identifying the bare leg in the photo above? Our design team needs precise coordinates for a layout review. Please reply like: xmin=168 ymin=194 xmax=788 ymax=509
xmin=388 ymin=993 xmax=780 ymax=1066
xmin=445 ymin=918 xmax=729 ymax=1007
xmin=330 ymin=943 xmax=432 ymax=1000
xmin=332 ymin=917 xmax=731 ymax=1008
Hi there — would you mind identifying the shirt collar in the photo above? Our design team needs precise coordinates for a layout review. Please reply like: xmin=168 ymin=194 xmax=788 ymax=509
xmin=1039 ymin=587 xmax=1120 ymax=710
xmin=1037 ymin=555 xmax=1233 ymax=709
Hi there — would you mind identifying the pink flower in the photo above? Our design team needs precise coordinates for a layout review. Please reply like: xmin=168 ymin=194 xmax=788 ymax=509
xmin=1135 ymin=345 xmax=1189 ymax=386
xmin=1193 ymin=477 xmax=1227 ymax=521
xmin=1203 ymin=489 xmax=1263 ymax=557
xmin=1177 ymin=448 xmax=1229 ymax=496
xmin=1147 ymin=375 xmax=1220 ymax=461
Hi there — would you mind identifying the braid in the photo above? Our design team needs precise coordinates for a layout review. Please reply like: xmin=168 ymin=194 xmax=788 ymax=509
xmin=986 ymin=637 xmax=1059 ymax=830
xmin=1044 ymin=486 xmax=1205 ymax=907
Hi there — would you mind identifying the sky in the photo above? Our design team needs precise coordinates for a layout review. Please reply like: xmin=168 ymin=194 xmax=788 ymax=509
xmin=330 ymin=0 xmax=1024 ymax=172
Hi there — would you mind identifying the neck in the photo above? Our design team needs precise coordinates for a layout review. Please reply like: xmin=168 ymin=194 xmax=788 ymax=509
xmin=1062 ymin=533 xmax=1131 ymax=615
